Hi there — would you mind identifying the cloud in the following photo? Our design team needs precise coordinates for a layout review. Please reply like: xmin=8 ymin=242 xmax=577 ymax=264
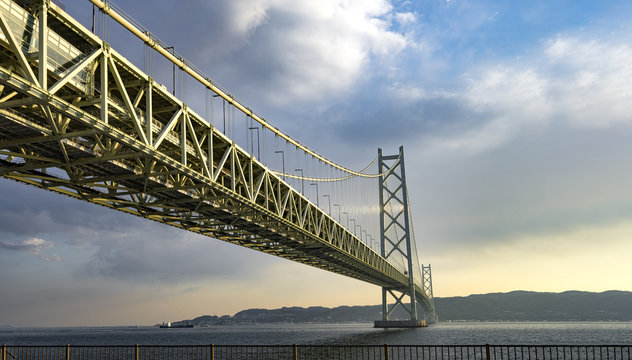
xmin=0 ymin=179 xmax=142 ymax=238
xmin=132 ymin=0 xmax=411 ymax=108
xmin=80 ymin=1 xmax=632 ymax=157
xmin=413 ymin=119 xmax=632 ymax=261
xmin=395 ymin=11 xmax=417 ymax=25
xmin=0 ymin=237 xmax=60 ymax=261
xmin=434 ymin=66 xmax=551 ymax=153
xmin=227 ymin=0 xmax=272 ymax=36
xmin=86 ymin=230 xmax=274 ymax=283
xmin=0 ymin=237 xmax=52 ymax=251
xmin=213 ymin=0 xmax=409 ymax=106
xmin=401 ymin=36 xmax=632 ymax=256
xmin=0 ymin=179 xmax=273 ymax=282
xmin=388 ymin=34 xmax=632 ymax=155
xmin=544 ymin=36 xmax=632 ymax=128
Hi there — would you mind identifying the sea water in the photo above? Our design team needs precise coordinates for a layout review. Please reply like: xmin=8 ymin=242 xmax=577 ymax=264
xmin=1 ymin=322 xmax=631 ymax=345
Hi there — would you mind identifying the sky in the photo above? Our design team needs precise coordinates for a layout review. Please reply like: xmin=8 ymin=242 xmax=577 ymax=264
xmin=2 ymin=0 xmax=632 ymax=326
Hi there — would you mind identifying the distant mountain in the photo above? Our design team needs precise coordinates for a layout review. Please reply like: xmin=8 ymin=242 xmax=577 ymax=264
xmin=436 ymin=290 xmax=632 ymax=321
xmin=167 ymin=290 xmax=632 ymax=326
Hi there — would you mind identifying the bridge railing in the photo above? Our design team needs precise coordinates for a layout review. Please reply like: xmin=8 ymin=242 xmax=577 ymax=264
xmin=2 ymin=344 xmax=631 ymax=360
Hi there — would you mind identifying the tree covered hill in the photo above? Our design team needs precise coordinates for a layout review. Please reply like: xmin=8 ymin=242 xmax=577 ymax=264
xmin=168 ymin=291 xmax=632 ymax=326
xmin=436 ymin=290 xmax=632 ymax=321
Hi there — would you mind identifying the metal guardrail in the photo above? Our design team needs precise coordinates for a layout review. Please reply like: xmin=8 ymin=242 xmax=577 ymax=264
xmin=1 ymin=344 xmax=631 ymax=359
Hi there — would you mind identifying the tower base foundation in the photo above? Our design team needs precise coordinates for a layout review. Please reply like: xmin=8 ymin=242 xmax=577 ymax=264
xmin=373 ymin=320 xmax=427 ymax=328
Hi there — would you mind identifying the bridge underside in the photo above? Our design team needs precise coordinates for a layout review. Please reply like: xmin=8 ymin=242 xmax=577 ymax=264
xmin=0 ymin=0 xmax=434 ymax=319
xmin=0 ymin=100 xmax=403 ymax=290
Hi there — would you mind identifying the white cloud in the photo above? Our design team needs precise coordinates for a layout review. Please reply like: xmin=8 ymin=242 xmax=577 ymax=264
xmin=438 ymin=117 xmax=513 ymax=154
xmin=425 ymin=34 xmax=632 ymax=154
xmin=228 ymin=0 xmax=272 ymax=35
xmin=0 ymin=237 xmax=60 ymax=261
xmin=395 ymin=12 xmax=417 ymax=25
xmin=201 ymin=0 xmax=411 ymax=106
xmin=267 ymin=0 xmax=408 ymax=98
xmin=545 ymin=37 xmax=632 ymax=128
xmin=387 ymin=83 xmax=457 ymax=104
xmin=545 ymin=37 xmax=574 ymax=60
xmin=427 ymin=67 xmax=550 ymax=154
xmin=465 ymin=68 xmax=549 ymax=118
xmin=387 ymin=83 xmax=427 ymax=101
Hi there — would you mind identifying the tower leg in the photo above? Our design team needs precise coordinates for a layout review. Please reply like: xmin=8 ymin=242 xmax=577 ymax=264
xmin=382 ymin=288 xmax=388 ymax=321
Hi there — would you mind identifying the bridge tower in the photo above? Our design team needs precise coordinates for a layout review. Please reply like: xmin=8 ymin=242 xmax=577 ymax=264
xmin=375 ymin=146 xmax=434 ymax=327
xmin=422 ymin=264 xmax=437 ymax=322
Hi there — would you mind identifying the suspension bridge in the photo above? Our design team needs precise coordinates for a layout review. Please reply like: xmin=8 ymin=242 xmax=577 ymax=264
xmin=0 ymin=0 xmax=435 ymax=325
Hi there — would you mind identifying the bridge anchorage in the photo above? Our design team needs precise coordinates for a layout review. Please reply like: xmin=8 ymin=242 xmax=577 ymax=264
xmin=0 ymin=0 xmax=435 ymax=326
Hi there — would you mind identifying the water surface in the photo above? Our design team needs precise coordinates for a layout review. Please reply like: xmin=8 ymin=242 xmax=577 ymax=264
xmin=1 ymin=322 xmax=631 ymax=345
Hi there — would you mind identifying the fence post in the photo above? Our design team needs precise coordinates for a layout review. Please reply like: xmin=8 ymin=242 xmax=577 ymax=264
xmin=210 ymin=344 xmax=214 ymax=360
xmin=135 ymin=344 xmax=139 ymax=360
xmin=2 ymin=344 xmax=5 ymax=360
xmin=66 ymin=344 xmax=70 ymax=360
xmin=486 ymin=344 xmax=491 ymax=360
xmin=384 ymin=344 xmax=389 ymax=360
xmin=293 ymin=344 xmax=298 ymax=360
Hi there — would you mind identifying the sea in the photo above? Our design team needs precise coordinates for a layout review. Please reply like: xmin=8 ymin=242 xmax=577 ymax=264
xmin=1 ymin=322 xmax=631 ymax=345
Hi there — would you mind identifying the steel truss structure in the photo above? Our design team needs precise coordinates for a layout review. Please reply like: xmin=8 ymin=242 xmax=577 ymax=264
xmin=0 ymin=0 xmax=434 ymax=312
xmin=378 ymin=147 xmax=435 ymax=322
xmin=422 ymin=264 xmax=437 ymax=321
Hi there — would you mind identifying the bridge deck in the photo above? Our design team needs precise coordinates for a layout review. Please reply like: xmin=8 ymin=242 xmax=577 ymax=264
xmin=0 ymin=0 xmax=433 ymax=318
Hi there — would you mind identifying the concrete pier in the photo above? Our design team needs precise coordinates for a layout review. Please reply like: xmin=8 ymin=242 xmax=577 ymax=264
xmin=374 ymin=320 xmax=427 ymax=328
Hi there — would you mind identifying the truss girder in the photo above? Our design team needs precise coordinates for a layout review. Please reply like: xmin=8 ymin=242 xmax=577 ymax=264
xmin=0 ymin=0 xmax=412 ymax=293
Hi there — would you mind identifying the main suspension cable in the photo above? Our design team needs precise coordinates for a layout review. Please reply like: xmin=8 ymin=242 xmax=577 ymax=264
xmin=271 ymin=153 xmax=401 ymax=181
xmin=90 ymin=0 xmax=397 ymax=178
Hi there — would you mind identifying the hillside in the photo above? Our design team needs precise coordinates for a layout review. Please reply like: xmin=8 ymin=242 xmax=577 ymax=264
xmin=436 ymin=290 xmax=632 ymax=321
xmin=168 ymin=290 xmax=632 ymax=326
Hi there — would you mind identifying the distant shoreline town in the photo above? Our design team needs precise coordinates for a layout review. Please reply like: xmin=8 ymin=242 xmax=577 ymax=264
xmin=163 ymin=290 xmax=632 ymax=326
